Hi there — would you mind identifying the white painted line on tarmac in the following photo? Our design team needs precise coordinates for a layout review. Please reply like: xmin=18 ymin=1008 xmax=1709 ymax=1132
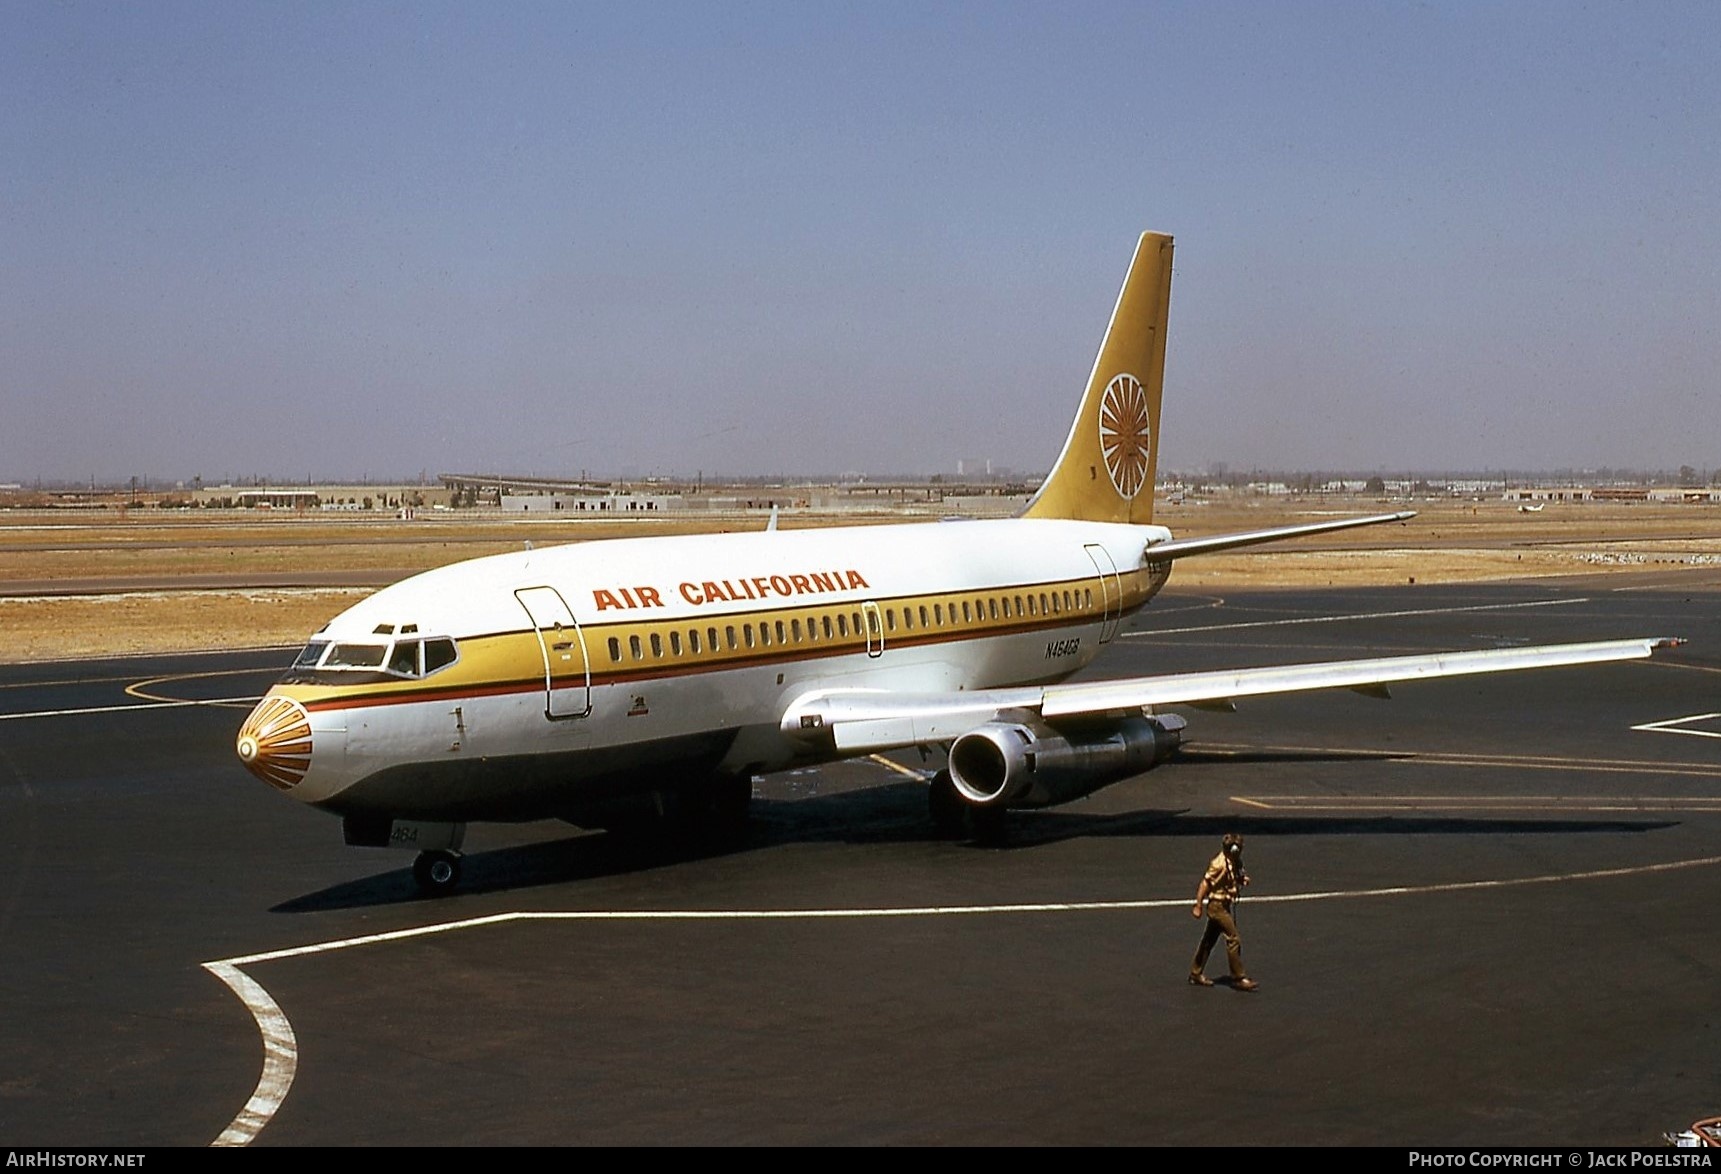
xmin=1127 ymin=596 xmax=1588 ymax=638
xmin=204 ymin=850 xmax=1721 ymax=1146
xmin=0 ymin=696 xmax=264 ymax=721
xmin=1632 ymin=712 xmax=1721 ymax=740
xmin=203 ymin=962 xmax=298 ymax=1148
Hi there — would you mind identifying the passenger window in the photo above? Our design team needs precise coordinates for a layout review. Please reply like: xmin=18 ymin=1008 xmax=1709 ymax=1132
xmin=669 ymin=631 xmax=682 ymax=656
xmin=744 ymin=625 xmax=755 ymax=648
xmin=759 ymin=623 xmax=771 ymax=647
xmin=988 ymin=598 xmax=998 ymax=621
xmin=934 ymin=603 xmax=943 ymax=625
xmin=837 ymin=614 xmax=848 ymax=638
xmin=822 ymin=615 xmax=833 ymax=639
xmin=775 ymin=620 xmax=786 ymax=644
xmin=919 ymin=605 xmax=929 ymax=627
xmin=423 ymin=638 xmax=457 ymax=674
xmin=886 ymin=609 xmax=896 ymax=631
xmin=791 ymin=618 xmax=803 ymax=642
xmin=962 ymin=601 xmax=972 ymax=623
xmin=727 ymin=625 xmax=738 ymax=651
xmin=709 ymin=627 xmax=719 ymax=653
xmin=689 ymin=629 xmax=701 ymax=655
xmin=629 ymin=635 xmax=643 ymax=660
xmin=1027 ymin=595 xmax=1037 ymax=616
xmin=650 ymin=633 xmax=663 ymax=658
xmin=608 ymin=637 xmax=622 ymax=663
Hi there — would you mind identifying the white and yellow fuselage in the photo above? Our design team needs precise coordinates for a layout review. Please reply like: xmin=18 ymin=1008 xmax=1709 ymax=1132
xmin=237 ymin=517 xmax=1171 ymax=824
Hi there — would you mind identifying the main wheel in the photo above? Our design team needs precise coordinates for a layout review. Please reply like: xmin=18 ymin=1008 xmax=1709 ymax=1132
xmin=413 ymin=849 xmax=462 ymax=896
xmin=707 ymin=773 xmax=754 ymax=847
xmin=928 ymin=770 xmax=970 ymax=839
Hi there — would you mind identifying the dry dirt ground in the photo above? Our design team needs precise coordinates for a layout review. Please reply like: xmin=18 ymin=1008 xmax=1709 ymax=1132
xmin=3 ymin=498 xmax=1719 ymax=662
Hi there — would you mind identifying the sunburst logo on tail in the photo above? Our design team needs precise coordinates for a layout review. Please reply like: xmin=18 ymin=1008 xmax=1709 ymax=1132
xmin=1099 ymin=373 xmax=1151 ymax=500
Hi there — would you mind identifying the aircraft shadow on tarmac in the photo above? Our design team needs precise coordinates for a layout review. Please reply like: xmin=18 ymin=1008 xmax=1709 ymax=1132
xmin=272 ymin=778 xmax=1678 ymax=913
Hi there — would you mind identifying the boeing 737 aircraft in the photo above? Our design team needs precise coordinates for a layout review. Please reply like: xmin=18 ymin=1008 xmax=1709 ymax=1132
xmin=236 ymin=233 xmax=1674 ymax=893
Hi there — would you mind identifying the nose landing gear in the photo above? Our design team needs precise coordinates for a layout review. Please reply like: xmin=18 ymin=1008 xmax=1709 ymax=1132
xmin=413 ymin=850 xmax=462 ymax=896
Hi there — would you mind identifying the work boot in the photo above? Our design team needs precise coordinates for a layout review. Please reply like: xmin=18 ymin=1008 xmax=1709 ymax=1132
xmin=1188 ymin=973 xmax=1214 ymax=987
xmin=1234 ymin=977 xmax=1259 ymax=992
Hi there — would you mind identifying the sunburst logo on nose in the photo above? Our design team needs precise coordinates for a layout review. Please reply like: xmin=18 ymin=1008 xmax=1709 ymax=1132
xmin=1098 ymin=373 xmax=1151 ymax=500
xmin=236 ymin=696 xmax=312 ymax=790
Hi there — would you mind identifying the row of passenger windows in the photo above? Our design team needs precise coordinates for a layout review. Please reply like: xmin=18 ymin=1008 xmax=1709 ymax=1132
xmin=603 ymin=586 xmax=1096 ymax=664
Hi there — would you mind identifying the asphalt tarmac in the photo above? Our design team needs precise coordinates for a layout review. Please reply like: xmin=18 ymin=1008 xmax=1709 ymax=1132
xmin=2 ymin=575 xmax=1718 ymax=1146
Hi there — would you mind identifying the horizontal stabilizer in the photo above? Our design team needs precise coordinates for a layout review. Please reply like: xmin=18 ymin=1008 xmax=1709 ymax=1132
xmin=1142 ymin=511 xmax=1415 ymax=561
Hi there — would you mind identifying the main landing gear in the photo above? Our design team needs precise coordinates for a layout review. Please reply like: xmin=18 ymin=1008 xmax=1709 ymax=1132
xmin=927 ymin=770 xmax=1008 ymax=844
xmin=413 ymin=849 xmax=462 ymax=896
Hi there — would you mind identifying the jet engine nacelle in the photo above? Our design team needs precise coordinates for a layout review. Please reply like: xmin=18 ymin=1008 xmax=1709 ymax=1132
xmin=946 ymin=714 xmax=1184 ymax=809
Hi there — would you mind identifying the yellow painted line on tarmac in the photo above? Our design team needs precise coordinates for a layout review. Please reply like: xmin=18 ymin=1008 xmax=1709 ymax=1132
xmin=127 ymin=669 xmax=270 ymax=703
xmin=867 ymin=754 xmax=931 ymax=781
xmin=1196 ymin=742 xmax=1720 ymax=779
xmin=1232 ymin=794 xmax=1721 ymax=813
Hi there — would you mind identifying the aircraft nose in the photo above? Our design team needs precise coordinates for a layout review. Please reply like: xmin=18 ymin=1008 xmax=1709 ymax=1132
xmin=236 ymin=694 xmax=314 ymax=791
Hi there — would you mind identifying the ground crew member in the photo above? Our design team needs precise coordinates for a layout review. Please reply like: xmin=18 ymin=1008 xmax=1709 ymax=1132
xmin=1189 ymin=832 xmax=1258 ymax=991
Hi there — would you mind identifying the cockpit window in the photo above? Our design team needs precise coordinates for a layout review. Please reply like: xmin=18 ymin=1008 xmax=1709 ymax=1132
xmin=423 ymin=638 xmax=457 ymax=674
xmin=292 ymin=641 xmax=330 ymax=669
xmin=324 ymin=642 xmax=387 ymax=669
xmin=387 ymin=641 xmax=420 ymax=676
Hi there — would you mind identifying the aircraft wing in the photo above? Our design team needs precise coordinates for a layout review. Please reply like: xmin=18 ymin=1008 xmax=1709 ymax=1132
xmin=781 ymin=637 xmax=1677 ymax=756
xmin=1142 ymin=510 xmax=1415 ymax=560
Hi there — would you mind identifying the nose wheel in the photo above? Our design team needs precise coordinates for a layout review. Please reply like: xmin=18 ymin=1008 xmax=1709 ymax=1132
xmin=413 ymin=849 xmax=463 ymax=896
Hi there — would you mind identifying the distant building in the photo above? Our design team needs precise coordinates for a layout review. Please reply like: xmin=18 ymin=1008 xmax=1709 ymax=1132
xmin=234 ymin=489 xmax=321 ymax=509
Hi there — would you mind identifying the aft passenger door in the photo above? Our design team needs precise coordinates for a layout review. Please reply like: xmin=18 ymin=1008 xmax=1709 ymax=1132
xmin=514 ymin=586 xmax=592 ymax=720
xmin=1083 ymin=544 xmax=1123 ymax=644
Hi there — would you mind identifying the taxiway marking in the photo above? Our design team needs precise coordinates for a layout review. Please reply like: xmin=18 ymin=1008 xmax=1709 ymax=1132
xmin=1126 ymin=596 xmax=1587 ymax=638
xmin=1631 ymin=712 xmax=1721 ymax=740
xmin=205 ymin=850 xmax=1721 ymax=1147
xmin=1196 ymin=742 xmax=1719 ymax=779
xmin=0 ymin=696 xmax=264 ymax=721
xmin=1232 ymin=794 xmax=1721 ymax=812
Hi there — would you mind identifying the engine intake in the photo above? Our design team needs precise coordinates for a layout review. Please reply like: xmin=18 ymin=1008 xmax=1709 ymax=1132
xmin=946 ymin=714 xmax=1183 ymax=809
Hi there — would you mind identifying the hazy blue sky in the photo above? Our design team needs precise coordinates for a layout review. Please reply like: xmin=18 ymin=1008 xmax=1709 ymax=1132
xmin=5 ymin=1 xmax=1718 ymax=483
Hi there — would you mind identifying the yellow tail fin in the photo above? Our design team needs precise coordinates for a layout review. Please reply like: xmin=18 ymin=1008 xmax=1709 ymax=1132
xmin=1022 ymin=231 xmax=1173 ymax=525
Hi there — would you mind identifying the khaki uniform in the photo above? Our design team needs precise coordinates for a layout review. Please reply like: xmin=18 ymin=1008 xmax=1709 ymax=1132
xmin=1190 ymin=849 xmax=1249 ymax=982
